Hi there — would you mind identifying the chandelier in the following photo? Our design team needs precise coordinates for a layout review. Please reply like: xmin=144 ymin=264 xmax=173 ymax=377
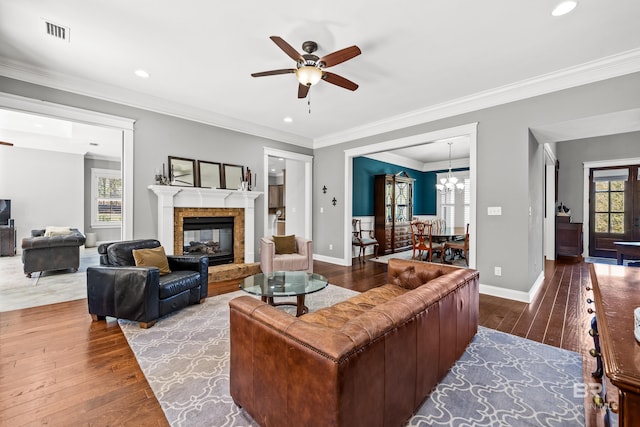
xmin=436 ymin=141 xmax=465 ymax=193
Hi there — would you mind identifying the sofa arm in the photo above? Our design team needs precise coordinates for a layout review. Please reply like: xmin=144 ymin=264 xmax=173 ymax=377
xmin=167 ymin=255 xmax=209 ymax=299
xmin=87 ymin=266 xmax=160 ymax=323
xmin=259 ymin=237 xmax=276 ymax=273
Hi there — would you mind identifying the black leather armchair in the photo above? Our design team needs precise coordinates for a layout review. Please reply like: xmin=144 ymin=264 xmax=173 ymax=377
xmin=87 ymin=239 xmax=208 ymax=328
xmin=22 ymin=228 xmax=86 ymax=277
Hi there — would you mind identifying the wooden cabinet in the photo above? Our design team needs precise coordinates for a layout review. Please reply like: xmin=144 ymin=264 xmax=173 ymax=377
xmin=0 ymin=226 xmax=16 ymax=256
xmin=588 ymin=264 xmax=640 ymax=426
xmin=556 ymin=215 xmax=583 ymax=261
xmin=268 ymin=185 xmax=284 ymax=208
xmin=374 ymin=173 xmax=414 ymax=254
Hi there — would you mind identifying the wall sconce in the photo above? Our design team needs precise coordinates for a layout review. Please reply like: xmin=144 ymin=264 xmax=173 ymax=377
xmin=332 ymin=197 xmax=337 ymax=206
xmin=322 ymin=185 xmax=327 ymax=194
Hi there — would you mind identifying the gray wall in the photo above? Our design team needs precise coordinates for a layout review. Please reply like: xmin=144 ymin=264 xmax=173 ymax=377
xmin=3 ymin=71 xmax=640 ymax=296
xmin=0 ymin=76 xmax=313 ymax=257
xmin=313 ymin=72 xmax=640 ymax=294
xmin=557 ymin=130 xmax=640 ymax=223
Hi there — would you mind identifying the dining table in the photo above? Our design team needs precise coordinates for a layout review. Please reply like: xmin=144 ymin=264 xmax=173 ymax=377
xmin=431 ymin=226 xmax=466 ymax=241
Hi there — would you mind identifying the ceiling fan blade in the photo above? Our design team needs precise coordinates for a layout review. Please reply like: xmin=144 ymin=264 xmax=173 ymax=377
xmin=298 ymin=84 xmax=310 ymax=99
xmin=251 ymin=68 xmax=295 ymax=77
xmin=322 ymin=72 xmax=359 ymax=91
xmin=0 ymin=141 xmax=14 ymax=146
xmin=270 ymin=36 xmax=303 ymax=62
xmin=319 ymin=45 xmax=361 ymax=68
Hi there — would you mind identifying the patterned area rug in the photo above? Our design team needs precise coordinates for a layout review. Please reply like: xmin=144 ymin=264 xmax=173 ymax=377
xmin=120 ymin=286 xmax=585 ymax=427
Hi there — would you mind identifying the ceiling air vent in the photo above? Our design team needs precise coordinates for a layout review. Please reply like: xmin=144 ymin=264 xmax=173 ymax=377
xmin=43 ymin=20 xmax=70 ymax=42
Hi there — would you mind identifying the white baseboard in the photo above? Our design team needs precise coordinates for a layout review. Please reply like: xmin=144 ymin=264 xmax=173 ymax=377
xmin=479 ymin=271 xmax=545 ymax=303
xmin=313 ymin=253 xmax=351 ymax=266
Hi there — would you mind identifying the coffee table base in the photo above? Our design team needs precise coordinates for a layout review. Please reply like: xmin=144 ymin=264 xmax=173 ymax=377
xmin=262 ymin=295 xmax=308 ymax=317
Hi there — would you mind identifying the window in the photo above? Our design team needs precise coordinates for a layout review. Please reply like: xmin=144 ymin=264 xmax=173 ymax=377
xmin=91 ymin=168 xmax=122 ymax=228
xmin=592 ymin=169 xmax=627 ymax=234
xmin=437 ymin=171 xmax=470 ymax=228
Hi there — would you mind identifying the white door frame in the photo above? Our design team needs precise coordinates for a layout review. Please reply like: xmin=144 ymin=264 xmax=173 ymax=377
xmin=263 ymin=147 xmax=313 ymax=239
xmin=0 ymin=91 xmax=135 ymax=240
xmin=343 ymin=122 xmax=478 ymax=267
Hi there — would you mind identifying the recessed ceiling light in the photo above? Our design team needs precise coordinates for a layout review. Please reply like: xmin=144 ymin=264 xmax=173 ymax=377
xmin=552 ymin=1 xmax=577 ymax=16
xmin=134 ymin=69 xmax=150 ymax=78
xmin=283 ymin=117 xmax=293 ymax=123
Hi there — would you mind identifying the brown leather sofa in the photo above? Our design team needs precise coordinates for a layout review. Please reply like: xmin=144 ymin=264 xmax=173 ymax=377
xmin=229 ymin=258 xmax=479 ymax=427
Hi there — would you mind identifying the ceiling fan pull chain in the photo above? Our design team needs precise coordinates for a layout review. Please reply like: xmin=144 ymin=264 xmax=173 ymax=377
xmin=308 ymin=91 xmax=312 ymax=114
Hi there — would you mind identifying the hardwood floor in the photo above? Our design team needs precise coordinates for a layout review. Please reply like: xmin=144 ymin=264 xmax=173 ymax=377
xmin=0 ymin=258 xmax=603 ymax=426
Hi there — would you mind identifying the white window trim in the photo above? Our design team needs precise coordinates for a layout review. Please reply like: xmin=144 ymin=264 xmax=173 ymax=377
xmin=91 ymin=168 xmax=122 ymax=228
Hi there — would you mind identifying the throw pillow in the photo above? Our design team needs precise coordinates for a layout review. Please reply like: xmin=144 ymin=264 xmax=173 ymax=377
xmin=273 ymin=235 xmax=296 ymax=254
xmin=132 ymin=246 xmax=172 ymax=276
xmin=44 ymin=226 xmax=73 ymax=237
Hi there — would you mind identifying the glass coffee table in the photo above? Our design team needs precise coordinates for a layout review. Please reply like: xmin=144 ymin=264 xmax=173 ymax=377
xmin=239 ymin=271 xmax=328 ymax=316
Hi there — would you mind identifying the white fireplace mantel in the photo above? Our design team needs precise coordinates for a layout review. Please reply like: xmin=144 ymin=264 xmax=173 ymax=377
xmin=148 ymin=185 xmax=262 ymax=261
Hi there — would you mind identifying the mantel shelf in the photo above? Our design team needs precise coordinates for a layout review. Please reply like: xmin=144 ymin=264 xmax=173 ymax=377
xmin=148 ymin=185 xmax=262 ymax=200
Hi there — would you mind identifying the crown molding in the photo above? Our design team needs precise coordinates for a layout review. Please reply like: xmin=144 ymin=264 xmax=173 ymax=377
xmin=0 ymin=59 xmax=313 ymax=148
xmin=2 ymin=48 xmax=639 ymax=151
xmin=313 ymin=48 xmax=640 ymax=148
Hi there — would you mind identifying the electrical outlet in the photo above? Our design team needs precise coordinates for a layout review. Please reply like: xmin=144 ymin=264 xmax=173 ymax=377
xmin=329 ymin=244 xmax=333 ymax=250
xmin=494 ymin=266 xmax=502 ymax=276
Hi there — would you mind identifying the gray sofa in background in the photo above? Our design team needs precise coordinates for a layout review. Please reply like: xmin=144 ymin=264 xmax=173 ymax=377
xmin=21 ymin=228 xmax=86 ymax=277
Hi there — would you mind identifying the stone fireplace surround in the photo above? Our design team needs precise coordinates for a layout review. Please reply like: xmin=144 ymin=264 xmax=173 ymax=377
xmin=148 ymin=185 xmax=262 ymax=263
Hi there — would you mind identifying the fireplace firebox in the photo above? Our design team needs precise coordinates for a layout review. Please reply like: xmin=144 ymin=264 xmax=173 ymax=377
xmin=183 ymin=216 xmax=234 ymax=265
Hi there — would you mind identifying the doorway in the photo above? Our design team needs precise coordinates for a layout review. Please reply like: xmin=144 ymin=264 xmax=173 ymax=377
xmin=262 ymin=147 xmax=313 ymax=240
xmin=0 ymin=92 xmax=134 ymax=241
xmin=588 ymin=165 xmax=640 ymax=257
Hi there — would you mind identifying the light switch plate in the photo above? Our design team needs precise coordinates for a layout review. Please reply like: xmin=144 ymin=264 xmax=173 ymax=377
xmin=488 ymin=206 xmax=502 ymax=216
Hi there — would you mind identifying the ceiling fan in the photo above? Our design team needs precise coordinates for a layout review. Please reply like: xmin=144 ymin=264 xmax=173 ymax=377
xmin=251 ymin=36 xmax=361 ymax=99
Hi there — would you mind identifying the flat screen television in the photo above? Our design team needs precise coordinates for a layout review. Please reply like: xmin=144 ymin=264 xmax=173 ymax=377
xmin=0 ymin=199 xmax=11 ymax=225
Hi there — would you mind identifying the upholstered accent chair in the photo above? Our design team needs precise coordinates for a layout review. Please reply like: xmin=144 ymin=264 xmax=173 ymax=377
xmin=21 ymin=228 xmax=86 ymax=277
xmin=260 ymin=235 xmax=313 ymax=273
xmin=86 ymin=239 xmax=208 ymax=328
xmin=352 ymin=219 xmax=379 ymax=261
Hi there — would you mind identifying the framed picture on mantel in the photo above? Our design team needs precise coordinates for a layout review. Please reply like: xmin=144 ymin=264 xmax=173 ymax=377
xmin=168 ymin=156 xmax=196 ymax=187
xmin=223 ymin=164 xmax=244 ymax=190
xmin=197 ymin=160 xmax=221 ymax=189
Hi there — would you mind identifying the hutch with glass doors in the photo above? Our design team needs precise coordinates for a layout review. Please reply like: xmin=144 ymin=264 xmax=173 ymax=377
xmin=374 ymin=172 xmax=415 ymax=254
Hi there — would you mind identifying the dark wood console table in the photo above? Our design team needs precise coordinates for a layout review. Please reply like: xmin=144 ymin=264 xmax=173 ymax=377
xmin=0 ymin=225 xmax=16 ymax=256
xmin=614 ymin=241 xmax=640 ymax=265
xmin=556 ymin=215 xmax=583 ymax=261
xmin=589 ymin=263 xmax=640 ymax=426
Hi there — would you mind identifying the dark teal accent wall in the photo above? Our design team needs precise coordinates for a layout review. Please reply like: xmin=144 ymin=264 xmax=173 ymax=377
xmin=352 ymin=156 xmax=468 ymax=216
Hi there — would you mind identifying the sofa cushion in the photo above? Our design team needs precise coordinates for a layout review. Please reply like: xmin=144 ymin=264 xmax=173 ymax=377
xmin=106 ymin=239 xmax=161 ymax=266
xmin=44 ymin=226 xmax=73 ymax=237
xmin=300 ymin=284 xmax=408 ymax=329
xmin=273 ymin=234 xmax=296 ymax=254
xmin=272 ymin=253 xmax=309 ymax=272
xmin=158 ymin=270 xmax=201 ymax=299
xmin=132 ymin=246 xmax=171 ymax=275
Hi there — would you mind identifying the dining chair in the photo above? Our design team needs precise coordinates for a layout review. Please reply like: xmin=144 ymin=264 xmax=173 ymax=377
xmin=352 ymin=219 xmax=379 ymax=261
xmin=410 ymin=221 xmax=443 ymax=262
xmin=443 ymin=223 xmax=470 ymax=265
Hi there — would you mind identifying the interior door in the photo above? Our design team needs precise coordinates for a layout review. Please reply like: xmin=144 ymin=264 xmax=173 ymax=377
xmin=589 ymin=165 xmax=640 ymax=257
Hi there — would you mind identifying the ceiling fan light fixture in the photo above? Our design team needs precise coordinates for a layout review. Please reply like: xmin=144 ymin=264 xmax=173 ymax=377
xmin=552 ymin=1 xmax=577 ymax=16
xmin=295 ymin=66 xmax=323 ymax=86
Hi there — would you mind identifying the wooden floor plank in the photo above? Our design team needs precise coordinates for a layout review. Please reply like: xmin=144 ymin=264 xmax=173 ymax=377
xmin=0 ymin=257 xmax=604 ymax=425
